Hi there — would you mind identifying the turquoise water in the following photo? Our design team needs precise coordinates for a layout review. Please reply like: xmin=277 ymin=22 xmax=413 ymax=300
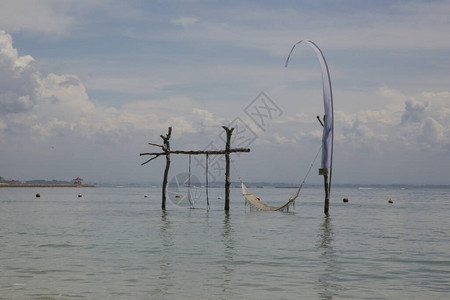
xmin=1 ymin=186 xmax=449 ymax=299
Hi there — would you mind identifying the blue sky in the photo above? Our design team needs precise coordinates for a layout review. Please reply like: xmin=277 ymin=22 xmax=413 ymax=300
xmin=0 ymin=0 xmax=449 ymax=185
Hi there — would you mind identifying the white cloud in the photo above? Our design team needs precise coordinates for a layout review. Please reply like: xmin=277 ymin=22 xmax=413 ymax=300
xmin=401 ymin=100 xmax=428 ymax=124
xmin=0 ymin=0 xmax=147 ymax=38
xmin=0 ymin=31 xmax=205 ymax=146
xmin=335 ymin=87 xmax=450 ymax=154
xmin=85 ymin=75 xmax=177 ymax=95
xmin=0 ymin=31 xmax=39 ymax=114
xmin=0 ymin=1 xmax=75 ymax=36
xmin=172 ymin=17 xmax=199 ymax=28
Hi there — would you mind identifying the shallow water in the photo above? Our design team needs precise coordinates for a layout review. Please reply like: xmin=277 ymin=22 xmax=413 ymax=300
xmin=1 ymin=186 xmax=449 ymax=299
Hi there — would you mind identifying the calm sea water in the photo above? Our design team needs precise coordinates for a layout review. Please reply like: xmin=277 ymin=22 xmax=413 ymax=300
xmin=1 ymin=185 xmax=449 ymax=299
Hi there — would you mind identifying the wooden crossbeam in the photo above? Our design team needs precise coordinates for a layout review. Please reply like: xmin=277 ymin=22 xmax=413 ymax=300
xmin=140 ymin=148 xmax=250 ymax=159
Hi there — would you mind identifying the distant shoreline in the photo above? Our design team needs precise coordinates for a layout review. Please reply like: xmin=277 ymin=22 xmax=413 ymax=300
xmin=0 ymin=184 xmax=95 ymax=188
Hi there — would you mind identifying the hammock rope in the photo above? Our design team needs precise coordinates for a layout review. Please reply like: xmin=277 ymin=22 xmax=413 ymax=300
xmin=299 ymin=145 xmax=322 ymax=188
xmin=205 ymin=154 xmax=210 ymax=210
xmin=187 ymin=154 xmax=194 ymax=209
xmin=242 ymin=146 xmax=322 ymax=212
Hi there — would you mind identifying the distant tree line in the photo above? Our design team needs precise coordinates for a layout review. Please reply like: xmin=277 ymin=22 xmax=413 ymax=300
xmin=0 ymin=177 xmax=72 ymax=184
xmin=25 ymin=179 xmax=72 ymax=184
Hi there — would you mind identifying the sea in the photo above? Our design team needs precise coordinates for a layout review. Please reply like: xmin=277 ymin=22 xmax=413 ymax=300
xmin=1 ymin=185 xmax=449 ymax=299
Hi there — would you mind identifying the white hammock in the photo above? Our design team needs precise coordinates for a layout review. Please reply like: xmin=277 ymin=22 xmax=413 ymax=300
xmin=241 ymin=181 xmax=301 ymax=212
xmin=240 ymin=143 xmax=321 ymax=212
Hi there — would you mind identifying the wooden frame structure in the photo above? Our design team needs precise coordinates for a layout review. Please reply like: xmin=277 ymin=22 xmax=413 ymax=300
xmin=140 ymin=126 xmax=250 ymax=210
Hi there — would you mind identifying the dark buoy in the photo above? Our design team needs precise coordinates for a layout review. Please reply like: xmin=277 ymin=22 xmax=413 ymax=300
xmin=388 ymin=199 xmax=393 ymax=204
xmin=144 ymin=195 xmax=148 ymax=198
xmin=35 ymin=193 xmax=40 ymax=198
xmin=78 ymin=194 xmax=82 ymax=198
xmin=343 ymin=197 xmax=349 ymax=203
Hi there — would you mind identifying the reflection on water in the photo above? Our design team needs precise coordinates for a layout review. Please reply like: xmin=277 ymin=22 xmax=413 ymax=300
xmin=160 ymin=210 xmax=174 ymax=247
xmin=220 ymin=211 xmax=235 ymax=297
xmin=222 ymin=212 xmax=234 ymax=251
xmin=157 ymin=210 xmax=174 ymax=298
xmin=316 ymin=216 xmax=342 ymax=300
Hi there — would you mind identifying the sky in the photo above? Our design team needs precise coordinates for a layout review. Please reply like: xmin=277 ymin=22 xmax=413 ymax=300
xmin=0 ymin=0 xmax=449 ymax=185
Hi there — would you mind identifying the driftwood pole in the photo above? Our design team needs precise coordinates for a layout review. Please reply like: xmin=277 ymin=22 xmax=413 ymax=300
xmin=161 ymin=127 xmax=172 ymax=210
xmin=223 ymin=126 xmax=234 ymax=211
xmin=140 ymin=126 xmax=249 ymax=211
xmin=318 ymin=115 xmax=331 ymax=215
xmin=322 ymin=170 xmax=330 ymax=215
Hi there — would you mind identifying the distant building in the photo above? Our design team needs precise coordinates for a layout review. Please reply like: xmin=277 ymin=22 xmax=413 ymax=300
xmin=73 ymin=177 xmax=83 ymax=185
xmin=6 ymin=180 xmax=22 ymax=184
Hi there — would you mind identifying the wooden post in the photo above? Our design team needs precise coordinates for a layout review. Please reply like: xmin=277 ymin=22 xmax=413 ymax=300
xmin=318 ymin=117 xmax=331 ymax=215
xmin=161 ymin=127 xmax=172 ymax=210
xmin=323 ymin=173 xmax=330 ymax=215
xmin=320 ymin=168 xmax=330 ymax=215
xmin=223 ymin=126 xmax=234 ymax=211
xmin=206 ymin=154 xmax=210 ymax=209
